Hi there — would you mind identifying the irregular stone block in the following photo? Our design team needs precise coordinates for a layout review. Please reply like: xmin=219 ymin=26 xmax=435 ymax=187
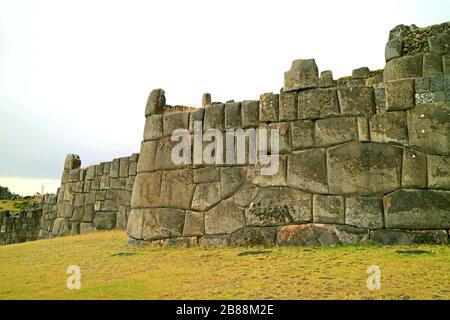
xmin=427 ymin=155 xmax=450 ymax=189
xmin=241 ymin=100 xmax=259 ymax=128
xmin=130 ymin=172 xmax=161 ymax=209
xmin=385 ymin=79 xmax=415 ymax=111
xmin=116 ymin=206 xmax=128 ymax=230
xmin=374 ymin=87 xmax=386 ymax=111
xmin=230 ymin=227 xmax=277 ymax=246
xmin=384 ymin=189 xmax=450 ymax=229
xmin=277 ymin=224 xmax=368 ymax=246
xmin=357 ymin=117 xmax=370 ymax=142
xmin=428 ymin=29 xmax=450 ymax=56
xmin=287 ymin=149 xmax=328 ymax=193
xmin=248 ymin=155 xmax=287 ymax=187
xmin=183 ymin=211 xmax=204 ymax=236
xmin=407 ymin=102 xmax=450 ymax=155
xmin=137 ymin=140 xmax=158 ymax=173
xmin=245 ymin=187 xmax=312 ymax=226
xmin=205 ymin=198 xmax=246 ymax=235
xmin=144 ymin=114 xmax=163 ymax=141
xmin=142 ymin=208 xmax=185 ymax=240
xmin=337 ymin=86 xmax=375 ymax=116
xmin=370 ymin=229 xmax=448 ymax=245
xmin=423 ymin=53 xmax=444 ymax=77
xmin=145 ymin=89 xmax=165 ymax=117
xmin=314 ymin=117 xmax=358 ymax=147
xmin=155 ymin=137 xmax=186 ymax=170
xmin=82 ymin=204 xmax=94 ymax=222
xmin=93 ymin=212 xmax=116 ymax=230
xmin=151 ymin=237 xmax=198 ymax=247
xmin=345 ymin=196 xmax=383 ymax=229
xmin=298 ymin=88 xmax=339 ymax=119
xmin=384 ymin=54 xmax=423 ymax=81
xmin=220 ymin=167 xmax=245 ymax=199
xmin=189 ymin=108 xmax=204 ymax=133
xmin=64 ymin=154 xmax=81 ymax=170
xmin=160 ymin=169 xmax=195 ymax=210
xmin=385 ymin=38 xmax=403 ymax=62
xmin=119 ymin=157 xmax=129 ymax=178
xmin=284 ymin=59 xmax=319 ymax=92
xmin=259 ymin=93 xmax=279 ymax=122
xmin=194 ymin=167 xmax=220 ymax=183
xmin=191 ymin=182 xmax=221 ymax=211
xmin=291 ymin=120 xmax=314 ymax=150
xmin=444 ymin=54 xmax=450 ymax=74
xmin=327 ymin=142 xmax=403 ymax=195
xmin=126 ymin=209 xmax=144 ymax=239
xmin=80 ymin=222 xmax=96 ymax=235
xmin=370 ymin=111 xmax=409 ymax=145
xmin=279 ymin=92 xmax=297 ymax=121
xmin=199 ymin=234 xmax=230 ymax=246
xmin=225 ymin=102 xmax=241 ymax=129
xmin=402 ymin=148 xmax=427 ymax=188
xmin=352 ymin=67 xmax=370 ymax=79
xmin=313 ymin=195 xmax=345 ymax=224
xmin=233 ymin=183 xmax=259 ymax=208
xmin=110 ymin=158 xmax=120 ymax=178
xmin=163 ymin=111 xmax=190 ymax=137
xmin=319 ymin=70 xmax=334 ymax=88
xmin=268 ymin=122 xmax=291 ymax=154
xmin=204 ymin=103 xmax=224 ymax=132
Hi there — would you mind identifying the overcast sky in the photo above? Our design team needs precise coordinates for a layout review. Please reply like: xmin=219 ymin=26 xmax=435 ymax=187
xmin=0 ymin=0 xmax=449 ymax=195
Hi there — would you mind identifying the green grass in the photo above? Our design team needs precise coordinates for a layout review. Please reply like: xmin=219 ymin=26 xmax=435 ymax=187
xmin=0 ymin=197 xmax=41 ymax=213
xmin=0 ymin=231 xmax=448 ymax=300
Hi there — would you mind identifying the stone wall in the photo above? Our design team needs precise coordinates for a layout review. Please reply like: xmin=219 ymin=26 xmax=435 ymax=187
xmin=126 ymin=23 xmax=449 ymax=246
xmin=0 ymin=204 xmax=43 ymax=245
xmin=38 ymin=153 xmax=139 ymax=239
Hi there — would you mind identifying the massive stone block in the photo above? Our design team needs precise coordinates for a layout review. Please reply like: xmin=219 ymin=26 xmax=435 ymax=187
xmin=427 ymin=155 xmax=450 ymax=189
xmin=327 ymin=142 xmax=403 ymax=195
xmin=370 ymin=111 xmax=409 ymax=145
xmin=220 ymin=167 xmax=245 ymax=199
xmin=284 ymin=59 xmax=319 ymax=92
xmin=142 ymin=208 xmax=185 ymax=240
xmin=314 ymin=117 xmax=358 ymax=147
xmin=287 ymin=149 xmax=328 ymax=193
xmin=277 ymin=224 xmax=369 ymax=246
xmin=385 ymin=79 xmax=415 ymax=111
xmin=337 ymin=86 xmax=375 ymax=116
xmin=279 ymin=91 xmax=297 ymax=121
xmin=345 ymin=196 xmax=384 ymax=229
xmin=298 ymin=88 xmax=339 ymax=119
xmin=127 ymin=209 xmax=144 ymax=239
xmin=241 ymin=100 xmax=259 ymax=128
xmin=370 ymin=229 xmax=448 ymax=245
xmin=429 ymin=29 xmax=450 ymax=56
xmin=402 ymin=148 xmax=427 ymax=189
xmin=204 ymin=103 xmax=224 ymax=132
xmin=163 ymin=111 xmax=189 ymax=137
xmin=191 ymin=182 xmax=221 ymax=211
xmin=385 ymin=38 xmax=403 ymax=62
xmin=224 ymin=102 xmax=241 ymax=129
xmin=312 ymin=195 xmax=345 ymax=224
xmin=384 ymin=55 xmax=423 ymax=81
xmin=145 ymin=89 xmax=165 ymax=117
xmin=291 ymin=120 xmax=314 ymax=150
xmin=64 ymin=154 xmax=81 ymax=170
xmin=131 ymin=172 xmax=161 ymax=209
xmin=230 ymin=227 xmax=277 ymax=246
xmin=245 ymin=187 xmax=312 ymax=226
xmin=93 ymin=212 xmax=116 ymax=230
xmin=160 ymin=170 xmax=196 ymax=210
xmin=259 ymin=93 xmax=279 ymax=122
xmin=205 ymin=198 xmax=246 ymax=235
xmin=144 ymin=114 xmax=163 ymax=141
xmin=407 ymin=102 xmax=450 ymax=155
xmin=183 ymin=211 xmax=204 ymax=236
xmin=384 ymin=189 xmax=450 ymax=229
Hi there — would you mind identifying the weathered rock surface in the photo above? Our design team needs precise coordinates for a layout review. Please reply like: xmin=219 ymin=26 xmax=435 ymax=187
xmin=284 ymin=59 xmax=319 ymax=92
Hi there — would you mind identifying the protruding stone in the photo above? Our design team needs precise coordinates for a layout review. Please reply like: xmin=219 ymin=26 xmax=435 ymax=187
xmin=259 ymin=93 xmax=279 ymax=122
xmin=314 ymin=117 xmax=358 ymax=147
xmin=205 ymin=198 xmax=246 ymax=235
xmin=327 ymin=142 xmax=403 ymax=195
xmin=202 ymin=93 xmax=211 ymax=107
xmin=337 ymin=86 xmax=375 ymax=116
xmin=145 ymin=89 xmax=165 ymax=117
xmin=407 ymin=102 xmax=450 ymax=155
xmin=245 ymin=187 xmax=312 ymax=226
xmin=385 ymin=39 xmax=403 ymax=62
xmin=287 ymin=149 xmax=328 ymax=193
xmin=384 ymin=189 xmax=450 ymax=229
xmin=284 ymin=59 xmax=319 ymax=92
xmin=298 ymin=88 xmax=339 ymax=119
xmin=370 ymin=111 xmax=409 ymax=145
xmin=402 ymin=148 xmax=427 ymax=188
xmin=352 ymin=67 xmax=370 ymax=79
xmin=313 ymin=195 xmax=345 ymax=224
xmin=319 ymin=70 xmax=334 ymax=88
xmin=279 ymin=92 xmax=297 ymax=121
xmin=427 ymin=155 xmax=450 ymax=189
xmin=385 ymin=79 xmax=415 ymax=111
xmin=142 ymin=208 xmax=185 ymax=240
xmin=384 ymin=55 xmax=423 ymax=81
xmin=345 ymin=196 xmax=383 ymax=229
xmin=64 ymin=154 xmax=81 ymax=170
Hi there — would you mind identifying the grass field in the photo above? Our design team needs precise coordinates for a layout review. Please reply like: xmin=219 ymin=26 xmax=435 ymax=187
xmin=0 ymin=230 xmax=448 ymax=300
xmin=0 ymin=196 xmax=42 ymax=213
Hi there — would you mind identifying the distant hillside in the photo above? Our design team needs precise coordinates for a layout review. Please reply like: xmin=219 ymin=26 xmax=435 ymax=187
xmin=0 ymin=186 xmax=19 ymax=200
